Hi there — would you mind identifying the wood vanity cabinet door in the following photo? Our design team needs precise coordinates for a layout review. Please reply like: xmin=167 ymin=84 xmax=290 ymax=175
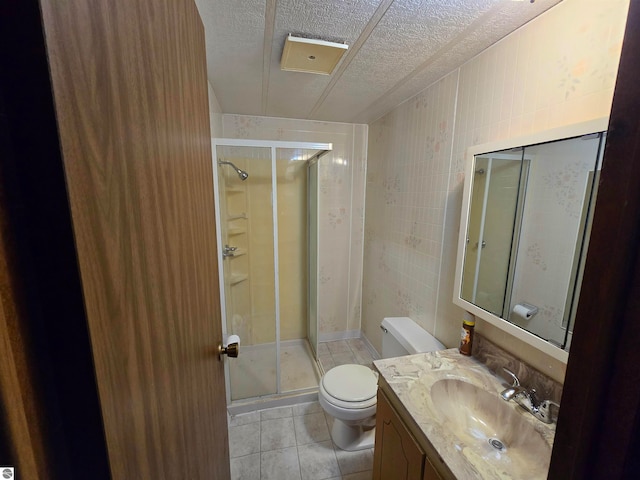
xmin=423 ymin=457 xmax=442 ymax=480
xmin=373 ymin=389 xmax=426 ymax=480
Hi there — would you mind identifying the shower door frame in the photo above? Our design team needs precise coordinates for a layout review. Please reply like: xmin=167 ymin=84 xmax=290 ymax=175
xmin=211 ymin=138 xmax=332 ymax=405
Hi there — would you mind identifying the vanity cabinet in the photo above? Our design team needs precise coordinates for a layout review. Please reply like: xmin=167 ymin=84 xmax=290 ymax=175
xmin=373 ymin=388 xmax=443 ymax=480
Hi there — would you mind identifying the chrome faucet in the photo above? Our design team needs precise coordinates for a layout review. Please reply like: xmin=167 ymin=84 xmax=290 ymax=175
xmin=222 ymin=244 xmax=237 ymax=258
xmin=500 ymin=368 xmax=560 ymax=424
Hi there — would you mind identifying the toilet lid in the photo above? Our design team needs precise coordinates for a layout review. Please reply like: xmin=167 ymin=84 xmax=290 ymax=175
xmin=322 ymin=364 xmax=378 ymax=402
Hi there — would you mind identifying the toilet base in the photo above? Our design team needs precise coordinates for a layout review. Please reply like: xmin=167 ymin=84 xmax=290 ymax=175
xmin=330 ymin=418 xmax=376 ymax=451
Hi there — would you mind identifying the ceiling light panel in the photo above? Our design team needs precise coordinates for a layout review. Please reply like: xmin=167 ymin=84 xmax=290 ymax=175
xmin=281 ymin=35 xmax=348 ymax=75
xmin=195 ymin=0 xmax=563 ymax=122
xmin=265 ymin=0 xmax=379 ymax=119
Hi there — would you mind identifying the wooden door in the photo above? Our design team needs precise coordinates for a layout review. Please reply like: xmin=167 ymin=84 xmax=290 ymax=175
xmin=38 ymin=0 xmax=229 ymax=478
xmin=549 ymin=1 xmax=640 ymax=477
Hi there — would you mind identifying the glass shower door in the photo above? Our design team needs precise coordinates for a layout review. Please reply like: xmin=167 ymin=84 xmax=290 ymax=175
xmin=214 ymin=139 xmax=331 ymax=404
xmin=307 ymin=160 xmax=319 ymax=356
xmin=216 ymin=145 xmax=277 ymax=400
xmin=275 ymin=147 xmax=321 ymax=393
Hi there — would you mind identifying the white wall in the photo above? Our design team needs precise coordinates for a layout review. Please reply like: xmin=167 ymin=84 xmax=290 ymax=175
xmin=362 ymin=0 xmax=629 ymax=381
xmin=222 ymin=115 xmax=368 ymax=339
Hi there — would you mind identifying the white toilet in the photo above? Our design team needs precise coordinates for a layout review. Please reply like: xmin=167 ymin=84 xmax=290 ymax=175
xmin=318 ymin=317 xmax=445 ymax=451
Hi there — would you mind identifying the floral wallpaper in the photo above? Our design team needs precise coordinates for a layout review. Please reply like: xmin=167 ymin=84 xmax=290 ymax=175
xmin=439 ymin=0 xmax=628 ymax=369
xmin=222 ymin=115 xmax=367 ymax=340
xmin=363 ymin=0 xmax=628 ymax=372
xmin=362 ymin=72 xmax=459 ymax=353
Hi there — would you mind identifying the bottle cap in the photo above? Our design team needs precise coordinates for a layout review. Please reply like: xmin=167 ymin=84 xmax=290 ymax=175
xmin=463 ymin=311 xmax=475 ymax=326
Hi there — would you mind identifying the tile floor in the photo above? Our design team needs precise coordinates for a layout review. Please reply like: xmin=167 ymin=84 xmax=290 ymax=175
xmin=228 ymin=339 xmax=379 ymax=479
xmin=317 ymin=338 xmax=377 ymax=373
xmin=228 ymin=401 xmax=374 ymax=480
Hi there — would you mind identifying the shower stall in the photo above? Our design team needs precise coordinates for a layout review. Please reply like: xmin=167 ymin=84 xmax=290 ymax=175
xmin=212 ymin=139 xmax=331 ymax=406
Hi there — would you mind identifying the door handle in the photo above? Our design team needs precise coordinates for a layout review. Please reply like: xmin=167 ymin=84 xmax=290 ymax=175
xmin=219 ymin=334 xmax=240 ymax=359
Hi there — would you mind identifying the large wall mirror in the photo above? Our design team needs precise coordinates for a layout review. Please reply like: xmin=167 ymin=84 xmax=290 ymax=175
xmin=454 ymin=118 xmax=608 ymax=362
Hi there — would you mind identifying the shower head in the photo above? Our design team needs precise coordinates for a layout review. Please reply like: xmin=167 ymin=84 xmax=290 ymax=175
xmin=218 ymin=160 xmax=249 ymax=181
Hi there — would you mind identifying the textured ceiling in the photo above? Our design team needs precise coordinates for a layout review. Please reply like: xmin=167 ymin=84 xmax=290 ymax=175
xmin=194 ymin=0 xmax=562 ymax=124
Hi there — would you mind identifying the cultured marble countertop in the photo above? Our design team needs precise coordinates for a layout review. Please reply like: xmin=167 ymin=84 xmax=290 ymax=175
xmin=373 ymin=348 xmax=556 ymax=480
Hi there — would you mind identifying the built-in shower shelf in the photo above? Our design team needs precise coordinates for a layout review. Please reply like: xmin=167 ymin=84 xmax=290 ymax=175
xmin=227 ymin=213 xmax=248 ymax=220
xmin=228 ymin=249 xmax=247 ymax=257
xmin=229 ymin=273 xmax=248 ymax=285
xmin=228 ymin=227 xmax=246 ymax=236
xmin=226 ymin=186 xmax=246 ymax=193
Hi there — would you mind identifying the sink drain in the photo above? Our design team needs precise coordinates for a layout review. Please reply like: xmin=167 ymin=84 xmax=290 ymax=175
xmin=488 ymin=438 xmax=505 ymax=451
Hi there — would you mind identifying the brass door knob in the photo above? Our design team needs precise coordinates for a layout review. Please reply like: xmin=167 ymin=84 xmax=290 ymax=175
xmin=219 ymin=342 xmax=239 ymax=358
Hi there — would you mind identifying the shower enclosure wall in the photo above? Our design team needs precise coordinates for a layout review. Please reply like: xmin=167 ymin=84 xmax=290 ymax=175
xmin=212 ymin=139 xmax=331 ymax=405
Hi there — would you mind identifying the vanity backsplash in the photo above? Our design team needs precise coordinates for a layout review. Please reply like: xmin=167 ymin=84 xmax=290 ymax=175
xmin=473 ymin=333 xmax=563 ymax=404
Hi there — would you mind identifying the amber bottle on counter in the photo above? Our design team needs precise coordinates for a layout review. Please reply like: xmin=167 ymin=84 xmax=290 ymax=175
xmin=459 ymin=312 xmax=475 ymax=356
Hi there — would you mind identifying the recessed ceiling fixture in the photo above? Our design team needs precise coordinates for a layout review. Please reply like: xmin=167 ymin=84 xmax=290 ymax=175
xmin=280 ymin=34 xmax=348 ymax=75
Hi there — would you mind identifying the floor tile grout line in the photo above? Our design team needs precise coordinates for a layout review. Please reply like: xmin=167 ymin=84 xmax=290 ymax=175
xmin=230 ymin=341 xmax=376 ymax=478
xmin=259 ymin=439 xmax=262 ymax=480
xmin=228 ymin=402 xmax=374 ymax=479
xmin=258 ymin=419 xmax=262 ymax=480
xmin=326 ymin=414 xmax=344 ymax=479
xmin=291 ymin=410 xmax=299 ymax=450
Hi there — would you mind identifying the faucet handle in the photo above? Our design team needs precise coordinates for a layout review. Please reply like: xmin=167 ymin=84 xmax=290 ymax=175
xmin=502 ymin=367 xmax=520 ymax=387
xmin=537 ymin=400 xmax=561 ymax=423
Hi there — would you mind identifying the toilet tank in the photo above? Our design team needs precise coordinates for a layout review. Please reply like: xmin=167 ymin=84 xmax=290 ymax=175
xmin=380 ymin=317 xmax=445 ymax=358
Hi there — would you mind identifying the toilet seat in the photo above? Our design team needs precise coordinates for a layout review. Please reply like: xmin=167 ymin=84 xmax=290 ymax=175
xmin=321 ymin=365 xmax=378 ymax=410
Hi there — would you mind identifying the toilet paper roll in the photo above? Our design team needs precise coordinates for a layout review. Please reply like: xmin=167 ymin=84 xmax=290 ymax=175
xmin=225 ymin=334 xmax=241 ymax=347
xmin=512 ymin=303 xmax=538 ymax=321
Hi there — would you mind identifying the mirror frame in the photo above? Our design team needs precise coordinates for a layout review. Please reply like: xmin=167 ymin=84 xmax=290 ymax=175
xmin=453 ymin=117 xmax=609 ymax=363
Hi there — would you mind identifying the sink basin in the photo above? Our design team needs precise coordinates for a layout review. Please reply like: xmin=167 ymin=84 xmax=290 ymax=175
xmin=430 ymin=379 xmax=551 ymax=478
